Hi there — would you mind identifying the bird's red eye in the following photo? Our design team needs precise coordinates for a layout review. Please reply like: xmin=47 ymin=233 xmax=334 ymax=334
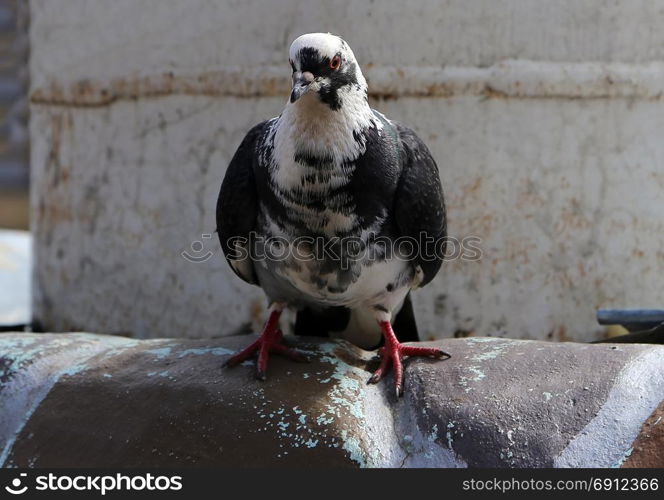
xmin=329 ymin=55 xmax=341 ymax=70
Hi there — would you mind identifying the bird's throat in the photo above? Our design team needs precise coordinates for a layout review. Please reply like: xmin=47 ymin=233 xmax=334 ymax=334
xmin=279 ymin=90 xmax=374 ymax=165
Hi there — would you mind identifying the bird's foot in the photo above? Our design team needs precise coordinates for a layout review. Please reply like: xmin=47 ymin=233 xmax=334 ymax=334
xmin=222 ymin=308 xmax=308 ymax=380
xmin=368 ymin=321 xmax=450 ymax=397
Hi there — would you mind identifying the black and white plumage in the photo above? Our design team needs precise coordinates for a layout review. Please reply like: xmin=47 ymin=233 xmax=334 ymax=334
xmin=217 ymin=33 xmax=448 ymax=395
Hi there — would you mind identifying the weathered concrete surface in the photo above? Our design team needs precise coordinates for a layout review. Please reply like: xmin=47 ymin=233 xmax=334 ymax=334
xmin=28 ymin=0 xmax=664 ymax=80
xmin=0 ymin=230 xmax=30 ymax=327
xmin=1 ymin=333 xmax=662 ymax=468
xmin=28 ymin=0 xmax=664 ymax=341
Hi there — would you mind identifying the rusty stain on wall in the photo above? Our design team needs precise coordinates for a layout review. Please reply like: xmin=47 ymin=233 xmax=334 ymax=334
xmin=30 ymin=61 xmax=664 ymax=108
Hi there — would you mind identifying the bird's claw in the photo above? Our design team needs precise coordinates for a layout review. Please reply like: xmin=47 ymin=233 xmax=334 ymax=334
xmin=438 ymin=349 xmax=451 ymax=360
xmin=270 ymin=342 xmax=310 ymax=363
xmin=367 ymin=343 xmax=449 ymax=397
xmin=222 ymin=314 xmax=308 ymax=379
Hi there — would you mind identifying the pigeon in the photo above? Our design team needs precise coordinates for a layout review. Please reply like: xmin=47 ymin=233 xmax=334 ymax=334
xmin=217 ymin=33 xmax=449 ymax=396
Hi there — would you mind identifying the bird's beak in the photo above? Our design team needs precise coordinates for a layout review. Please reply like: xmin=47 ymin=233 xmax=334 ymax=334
xmin=290 ymin=71 xmax=314 ymax=103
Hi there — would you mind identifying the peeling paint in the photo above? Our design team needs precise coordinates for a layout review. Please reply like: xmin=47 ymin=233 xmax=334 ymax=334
xmin=177 ymin=347 xmax=235 ymax=357
xmin=446 ymin=422 xmax=455 ymax=450
xmin=234 ymin=341 xmax=376 ymax=465
xmin=470 ymin=340 xmax=511 ymax=362
xmin=612 ymin=447 xmax=634 ymax=468
xmin=317 ymin=343 xmax=365 ymax=422
xmin=145 ymin=347 xmax=172 ymax=360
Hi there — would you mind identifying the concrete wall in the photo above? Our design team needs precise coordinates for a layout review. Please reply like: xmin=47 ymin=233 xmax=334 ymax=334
xmin=30 ymin=0 xmax=664 ymax=341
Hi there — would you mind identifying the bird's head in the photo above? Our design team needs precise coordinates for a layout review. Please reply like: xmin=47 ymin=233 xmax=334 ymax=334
xmin=288 ymin=33 xmax=367 ymax=111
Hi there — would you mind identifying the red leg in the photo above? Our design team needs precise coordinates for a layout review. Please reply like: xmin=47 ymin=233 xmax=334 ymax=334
xmin=223 ymin=306 xmax=307 ymax=380
xmin=368 ymin=320 xmax=450 ymax=397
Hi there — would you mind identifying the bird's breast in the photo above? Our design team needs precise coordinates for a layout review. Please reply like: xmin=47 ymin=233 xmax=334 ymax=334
xmin=273 ymin=170 xmax=357 ymax=235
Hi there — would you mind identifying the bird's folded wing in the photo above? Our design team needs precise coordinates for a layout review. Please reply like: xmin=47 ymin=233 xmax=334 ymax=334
xmin=393 ymin=123 xmax=447 ymax=288
xmin=216 ymin=121 xmax=267 ymax=285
